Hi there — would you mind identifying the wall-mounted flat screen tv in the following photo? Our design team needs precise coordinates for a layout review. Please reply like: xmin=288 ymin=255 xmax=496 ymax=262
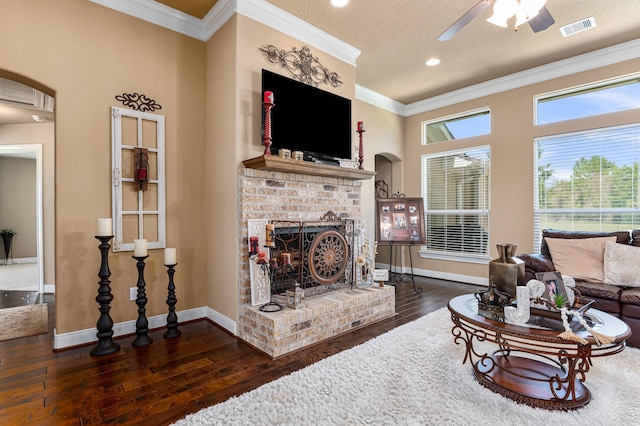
xmin=261 ymin=69 xmax=352 ymax=162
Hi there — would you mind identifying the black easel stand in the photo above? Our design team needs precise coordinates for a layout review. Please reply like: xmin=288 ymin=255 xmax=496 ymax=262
xmin=388 ymin=242 xmax=422 ymax=293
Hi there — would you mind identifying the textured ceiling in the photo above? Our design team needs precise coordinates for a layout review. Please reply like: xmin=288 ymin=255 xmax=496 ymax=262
xmin=157 ymin=0 xmax=640 ymax=104
xmin=264 ymin=0 xmax=640 ymax=104
xmin=3 ymin=0 xmax=639 ymax=125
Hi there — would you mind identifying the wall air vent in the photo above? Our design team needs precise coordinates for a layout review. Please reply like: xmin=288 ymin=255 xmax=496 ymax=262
xmin=560 ymin=17 xmax=596 ymax=37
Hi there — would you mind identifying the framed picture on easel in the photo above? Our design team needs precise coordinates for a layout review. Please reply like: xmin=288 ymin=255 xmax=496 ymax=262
xmin=376 ymin=198 xmax=426 ymax=244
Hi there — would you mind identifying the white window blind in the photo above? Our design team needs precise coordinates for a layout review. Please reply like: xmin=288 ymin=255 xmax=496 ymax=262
xmin=534 ymin=124 xmax=640 ymax=251
xmin=421 ymin=146 xmax=491 ymax=256
xmin=111 ymin=107 xmax=166 ymax=252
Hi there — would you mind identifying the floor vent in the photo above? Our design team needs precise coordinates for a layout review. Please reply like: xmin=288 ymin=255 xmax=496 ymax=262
xmin=560 ymin=17 xmax=596 ymax=37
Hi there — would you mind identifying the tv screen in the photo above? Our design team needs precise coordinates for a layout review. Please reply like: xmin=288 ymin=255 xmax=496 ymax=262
xmin=261 ymin=69 xmax=352 ymax=161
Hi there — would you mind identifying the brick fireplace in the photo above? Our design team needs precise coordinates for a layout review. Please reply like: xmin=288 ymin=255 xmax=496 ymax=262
xmin=237 ymin=160 xmax=395 ymax=357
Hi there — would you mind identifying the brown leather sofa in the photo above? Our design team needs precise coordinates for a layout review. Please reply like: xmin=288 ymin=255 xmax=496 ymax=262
xmin=516 ymin=229 xmax=640 ymax=348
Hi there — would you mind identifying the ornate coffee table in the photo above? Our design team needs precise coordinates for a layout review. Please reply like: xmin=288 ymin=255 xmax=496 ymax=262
xmin=448 ymin=294 xmax=631 ymax=410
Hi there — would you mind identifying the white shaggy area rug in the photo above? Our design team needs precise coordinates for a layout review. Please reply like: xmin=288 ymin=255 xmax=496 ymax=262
xmin=173 ymin=308 xmax=640 ymax=426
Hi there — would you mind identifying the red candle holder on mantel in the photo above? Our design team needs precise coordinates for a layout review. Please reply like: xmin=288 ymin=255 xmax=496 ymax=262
xmin=356 ymin=121 xmax=365 ymax=170
xmin=263 ymin=91 xmax=275 ymax=156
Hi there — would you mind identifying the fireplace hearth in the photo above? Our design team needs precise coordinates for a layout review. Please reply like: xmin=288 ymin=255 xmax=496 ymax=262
xmin=238 ymin=166 xmax=395 ymax=357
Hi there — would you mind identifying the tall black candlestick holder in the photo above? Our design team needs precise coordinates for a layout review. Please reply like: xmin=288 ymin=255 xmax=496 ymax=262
xmin=91 ymin=235 xmax=120 ymax=356
xmin=163 ymin=263 xmax=181 ymax=338
xmin=132 ymin=255 xmax=153 ymax=347
xmin=357 ymin=127 xmax=365 ymax=170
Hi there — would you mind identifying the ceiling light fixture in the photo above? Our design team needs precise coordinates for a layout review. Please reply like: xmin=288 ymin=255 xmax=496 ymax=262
xmin=329 ymin=0 xmax=350 ymax=8
xmin=487 ymin=0 xmax=547 ymax=29
xmin=425 ymin=58 xmax=441 ymax=67
xmin=31 ymin=115 xmax=46 ymax=122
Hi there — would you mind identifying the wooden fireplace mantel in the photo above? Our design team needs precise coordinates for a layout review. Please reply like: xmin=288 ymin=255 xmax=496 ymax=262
xmin=242 ymin=155 xmax=376 ymax=180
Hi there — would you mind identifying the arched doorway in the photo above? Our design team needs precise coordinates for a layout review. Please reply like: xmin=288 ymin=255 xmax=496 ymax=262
xmin=0 ymin=70 xmax=55 ymax=340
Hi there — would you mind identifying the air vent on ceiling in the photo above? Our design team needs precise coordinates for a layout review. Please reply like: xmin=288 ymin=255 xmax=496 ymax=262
xmin=560 ymin=17 xmax=596 ymax=37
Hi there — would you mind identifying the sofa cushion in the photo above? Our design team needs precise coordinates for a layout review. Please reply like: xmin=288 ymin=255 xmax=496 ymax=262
xmin=621 ymin=287 xmax=640 ymax=306
xmin=632 ymin=230 xmax=640 ymax=247
xmin=540 ymin=229 xmax=631 ymax=256
xmin=545 ymin=236 xmax=616 ymax=282
xmin=575 ymin=280 xmax=622 ymax=302
xmin=622 ymin=303 xmax=640 ymax=320
xmin=604 ymin=241 xmax=640 ymax=287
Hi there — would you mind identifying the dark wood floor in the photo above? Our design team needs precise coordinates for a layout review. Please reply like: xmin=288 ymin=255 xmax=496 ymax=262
xmin=0 ymin=277 xmax=479 ymax=425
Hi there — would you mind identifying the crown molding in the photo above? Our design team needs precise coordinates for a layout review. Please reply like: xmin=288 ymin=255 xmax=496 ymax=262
xmin=355 ymin=85 xmax=405 ymax=115
xmin=91 ymin=0 xmax=360 ymax=65
xmin=235 ymin=0 xmax=360 ymax=66
xmin=200 ymin=0 xmax=239 ymax=40
xmin=89 ymin=2 xmax=638 ymax=117
xmin=90 ymin=0 xmax=205 ymax=40
xmin=404 ymin=38 xmax=640 ymax=117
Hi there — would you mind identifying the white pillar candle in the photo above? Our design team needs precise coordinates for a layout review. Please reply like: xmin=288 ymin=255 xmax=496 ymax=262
xmin=164 ymin=248 xmax=176 ymax=265
xmin=133 ymin=239 xmax=147 ymax=257
xmin=97 ymin=218 xmax=112 ymax=236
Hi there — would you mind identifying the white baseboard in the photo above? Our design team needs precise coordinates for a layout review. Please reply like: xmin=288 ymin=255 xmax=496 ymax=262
xmin=53 ymin=306 xmax=236 ymax=350
xmin=206 ymin=306 xmax=237 ymax=335
xmin=375 ymin=263 xmax=488 ymax=287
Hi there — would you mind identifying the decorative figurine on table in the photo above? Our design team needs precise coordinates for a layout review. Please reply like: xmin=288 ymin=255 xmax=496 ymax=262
xmin=474 ymin=276 xmax=511 ymax=321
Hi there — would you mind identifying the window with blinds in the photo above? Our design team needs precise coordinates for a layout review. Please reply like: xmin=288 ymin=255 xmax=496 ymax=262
xmin=421 ymin=146 xmax=491 ymax=257
xmin=534 ymin=124 xmax=640 ymax=251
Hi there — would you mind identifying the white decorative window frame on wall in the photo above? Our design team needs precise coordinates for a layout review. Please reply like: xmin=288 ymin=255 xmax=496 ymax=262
xmin=111 ymin=106 xmax=166 ymax=252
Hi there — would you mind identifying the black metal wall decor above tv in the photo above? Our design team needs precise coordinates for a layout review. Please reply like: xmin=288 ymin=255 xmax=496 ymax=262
xmin=261 ymin=69 xmax=352 ymax=163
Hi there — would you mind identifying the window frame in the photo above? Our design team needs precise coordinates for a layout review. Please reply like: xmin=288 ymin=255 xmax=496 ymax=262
xmin=421 ymin=107 xmax=491 ymax=145
xmin=111 ymin=106 xmax=166 ymax=252
xmin=419 ymin=145 xmax=491 ymax=263
xmin=534 ymin=72 xmax=640 ymax=125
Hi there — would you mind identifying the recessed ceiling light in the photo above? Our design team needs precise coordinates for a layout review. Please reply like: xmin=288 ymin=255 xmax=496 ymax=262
xmin=425 ymin=58 xmax=441 ymax=67
xmin=31 ymin=115 xmax=47 ymax=122
xmin=330 ymin=0 xmax=350 ymax=8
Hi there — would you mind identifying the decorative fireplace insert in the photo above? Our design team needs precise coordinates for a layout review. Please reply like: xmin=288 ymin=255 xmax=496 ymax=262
xmin=269 ymin=211 xmax=355 ymax=296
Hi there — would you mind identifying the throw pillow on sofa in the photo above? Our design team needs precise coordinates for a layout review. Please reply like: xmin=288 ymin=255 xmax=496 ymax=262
xmin=604 ymin=241 xmax=640 ymax=287
xmin=544 ymin=236 xmax=617 ymax=282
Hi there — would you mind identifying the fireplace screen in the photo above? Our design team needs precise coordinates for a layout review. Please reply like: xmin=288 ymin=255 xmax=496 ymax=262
xmin=270 ymin=213 xmax=355 ymax=296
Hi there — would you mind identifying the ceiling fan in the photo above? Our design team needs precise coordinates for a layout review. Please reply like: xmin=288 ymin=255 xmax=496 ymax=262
xmin=438 ymin=0 xmax=555 ymax=41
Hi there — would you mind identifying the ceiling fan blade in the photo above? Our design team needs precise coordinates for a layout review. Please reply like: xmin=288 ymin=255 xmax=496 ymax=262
xmin=437 ymin=0 xmax=493 ymax=41
xmin=528 ymin=6 xmax=555 ymax=33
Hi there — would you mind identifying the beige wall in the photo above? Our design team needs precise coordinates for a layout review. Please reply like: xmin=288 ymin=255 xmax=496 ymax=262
xmin=204 ymin=15 xmax=239 ymax=322
xmin=355 ymin=101 xmax=405 ymax=262
xmin=404 ymin=58 xmax=640 ymax=282
xmin=1 ymin=0 xmax=207 ymax=334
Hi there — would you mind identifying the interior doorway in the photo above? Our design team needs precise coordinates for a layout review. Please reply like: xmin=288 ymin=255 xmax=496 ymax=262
xmin=0 ymin=144 xmax=43 ymax=293
xmin=0 ymin=72 xmax=55 ymax=299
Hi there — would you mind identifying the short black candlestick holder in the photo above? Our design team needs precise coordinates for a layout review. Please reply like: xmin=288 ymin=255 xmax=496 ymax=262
xmin=132 ymin=255 xmax=153 ymax=347
xmin=91 ymin=235 xmax=120 ymax=356
xmin=163 ymin=263 xmax=181 ymax=338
